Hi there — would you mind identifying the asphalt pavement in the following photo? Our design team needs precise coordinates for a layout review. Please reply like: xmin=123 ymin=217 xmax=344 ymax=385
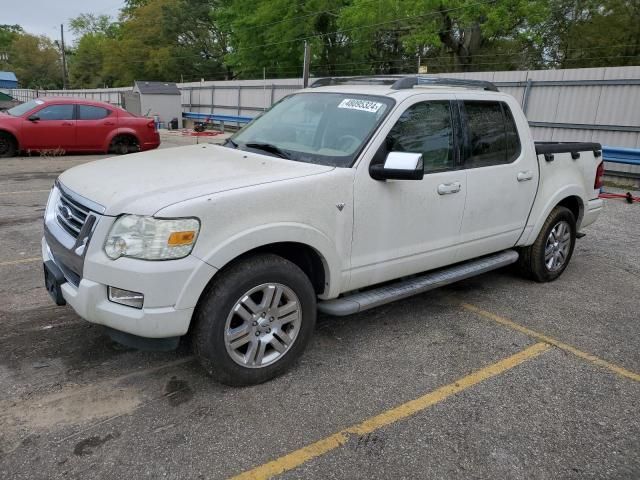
xmin=0 ymin=139 xmax=638 ymax=479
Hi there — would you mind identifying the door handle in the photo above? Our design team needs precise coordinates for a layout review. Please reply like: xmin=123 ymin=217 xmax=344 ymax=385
xmin=104 ymin=121 xmax=116 ymax=126
xmin=517 ymin=171 xmax=534 ymax=182
xmin=437 ymin=182 xmax=462 ymax=195
xmin=62 ymin=122 xmax=74 ymax=126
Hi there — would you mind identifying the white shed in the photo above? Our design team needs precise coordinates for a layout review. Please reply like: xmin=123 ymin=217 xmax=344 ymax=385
xmin=131 ymin=81 xmax=182 ymax=126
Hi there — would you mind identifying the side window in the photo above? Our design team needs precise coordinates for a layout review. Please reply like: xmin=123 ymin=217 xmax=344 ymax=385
xmin=36 ymin=105 xmax=74 ymax=121
xmin=385 ymin=101 xmax=454 ymax=172
xmin=78 ymin=105 xmax=111 ymax=120
xmin=463 ymin=101 xmax=521 ymax=168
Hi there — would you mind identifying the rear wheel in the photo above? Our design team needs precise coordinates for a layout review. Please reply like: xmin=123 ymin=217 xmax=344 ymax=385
xmin=110 ymin=135 xmax=139 ymax=155
xmin=519 ymin=206 xmax=576 ymax=282
xmin=0 ymin=132 xmax=17 ymax=158
xmin=193 ymin=254 xmax=317 ymax=386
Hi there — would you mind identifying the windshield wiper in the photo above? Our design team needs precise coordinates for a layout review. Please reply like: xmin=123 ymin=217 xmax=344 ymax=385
xmin=244 ymin=142 xmax=290 ymax=159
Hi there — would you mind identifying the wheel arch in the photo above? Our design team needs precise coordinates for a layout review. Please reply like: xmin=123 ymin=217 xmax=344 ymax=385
xmin=104 ymin=128 xmax=140 ymax=152
xmin=182 ymin=240 xmax=332 ymax=340
xmin=521 ymin=186 xmax=585 ymax=245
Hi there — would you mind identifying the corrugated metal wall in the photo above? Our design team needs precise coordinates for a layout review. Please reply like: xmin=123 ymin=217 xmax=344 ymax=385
xmin=8 ymin=66 xmax=640 ymax=151
xmin=438 ymin=66 xmax=640 ymax=149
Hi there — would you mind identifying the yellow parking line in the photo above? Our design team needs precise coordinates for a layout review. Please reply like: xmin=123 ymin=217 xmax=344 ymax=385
xmin=230 ymin=342 xmax=550 ymax=480
xmin=0 ymin=257 xmax=40 ymax=267
xmin=0 ymin=189 xmax=50 ymax=196
xmin=461 ymin=303 xmax=640 ymax=382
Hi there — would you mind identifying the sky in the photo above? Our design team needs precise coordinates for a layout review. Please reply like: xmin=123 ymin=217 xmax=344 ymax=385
xmin=2 ymin=0 xmax=125 ymax=43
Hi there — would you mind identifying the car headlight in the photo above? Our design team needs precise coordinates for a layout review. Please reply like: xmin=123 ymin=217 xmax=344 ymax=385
xmin=104 ymin=215 xmax=200 ymax=260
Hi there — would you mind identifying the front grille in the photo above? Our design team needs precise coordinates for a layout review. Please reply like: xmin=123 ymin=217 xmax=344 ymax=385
xmin=56 ymin=189 xmax=91 ymax=238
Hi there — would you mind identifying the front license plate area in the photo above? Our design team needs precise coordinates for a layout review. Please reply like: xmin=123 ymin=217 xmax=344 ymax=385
xmin=44 ymin=261 xmax=67 ymax=306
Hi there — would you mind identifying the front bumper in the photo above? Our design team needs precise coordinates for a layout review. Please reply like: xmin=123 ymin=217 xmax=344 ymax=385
xmin=43 ymin=236 xmax=216 ymax=339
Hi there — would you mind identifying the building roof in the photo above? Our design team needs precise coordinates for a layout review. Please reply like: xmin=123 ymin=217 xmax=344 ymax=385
xmin=0 ymin=71 xmax=18 ymax=82
xmin=134 ymin=81 xmax=180 ymax=95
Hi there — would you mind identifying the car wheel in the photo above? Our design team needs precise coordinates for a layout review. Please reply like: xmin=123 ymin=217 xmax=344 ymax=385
xmin=519 ymin=206 xmax=576 ymax=282
xmin=0 ymin=132 xmax=17 ymax=158
xmin=110 ymin=135 xmax=139 ymax=155
xmin=193 ymin=254 xmax=317 ymax=386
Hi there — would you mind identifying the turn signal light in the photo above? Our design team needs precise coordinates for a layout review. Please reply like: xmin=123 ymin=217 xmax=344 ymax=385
xmin=167 ymin=231 xmax=196 ymax=246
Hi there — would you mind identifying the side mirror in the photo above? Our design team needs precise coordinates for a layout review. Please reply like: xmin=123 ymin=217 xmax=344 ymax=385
xmin=370 ymin=151 xmax=424 ymax=181
xmin=27 ymin=115 xmax=40 ymax=122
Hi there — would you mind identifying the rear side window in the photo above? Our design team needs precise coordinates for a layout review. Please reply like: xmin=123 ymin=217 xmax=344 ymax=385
xmin=385 ymin=101 xmax=454 ymax=172
xmin=36 ymin=105 xmax=74 ymax=121
xmin=79 ymin=105 xmax=111 ymax=120
xmin=463 ymin=101 xmax=521 ymax=168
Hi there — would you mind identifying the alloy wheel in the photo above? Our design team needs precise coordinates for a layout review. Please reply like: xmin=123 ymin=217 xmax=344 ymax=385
xmin=544 ymin=220 xmax=571 ymax=272
xmin=224 ymin=283 xmax=302 ymax=368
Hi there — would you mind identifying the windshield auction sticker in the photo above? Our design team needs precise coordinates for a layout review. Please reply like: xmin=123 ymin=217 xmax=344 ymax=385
xmin=338 ymin=98 xmax=383 ymax=113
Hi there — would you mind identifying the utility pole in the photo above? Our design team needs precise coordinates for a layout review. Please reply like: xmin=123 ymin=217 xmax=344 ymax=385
xmin=60 ymin=24 xmax=68 ymax=90
xmin=302 ymin=41 xmax=311 ymax=88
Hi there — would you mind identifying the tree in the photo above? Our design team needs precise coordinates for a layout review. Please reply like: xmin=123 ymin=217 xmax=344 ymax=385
xmin=338 ymin=0 xmax=549 ymax=73
xmin=16 ymin=0 xmax=638 ymax=89
xmin=541 ymin=0 xmax=640 ymax=69
xmin=8 ymin=34 xmax=61 ymax=89
xmin=69 ymin=14 xmax=118 ymax=37
xmin=0 ymin=24 xmax=23 ymax=50
xmin=222 ymin=0 xmax=356 ymax=79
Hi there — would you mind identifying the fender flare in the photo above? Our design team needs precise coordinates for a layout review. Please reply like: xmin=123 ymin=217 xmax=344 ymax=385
xmin=194 ymin=222 xmax=344 ymax=299
xmin=521 ymin=185 xmax=585 ymax=245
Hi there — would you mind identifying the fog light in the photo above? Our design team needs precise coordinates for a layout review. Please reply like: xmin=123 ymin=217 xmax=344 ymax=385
xmin=108 ymin=286 xmax=144 ymax=309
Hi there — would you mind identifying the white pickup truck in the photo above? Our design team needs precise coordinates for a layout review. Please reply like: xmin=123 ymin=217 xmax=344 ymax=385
xmin=42 ymin=76 xmax=604 ymax=385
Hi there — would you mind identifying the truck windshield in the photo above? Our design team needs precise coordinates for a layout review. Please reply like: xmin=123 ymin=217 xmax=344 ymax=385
xmin=230 ymin=92 xmax=394 ymax=167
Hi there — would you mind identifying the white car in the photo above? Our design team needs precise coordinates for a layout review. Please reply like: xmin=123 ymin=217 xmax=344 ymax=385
xmin=42 ymin=76 xmax=604 ymax=385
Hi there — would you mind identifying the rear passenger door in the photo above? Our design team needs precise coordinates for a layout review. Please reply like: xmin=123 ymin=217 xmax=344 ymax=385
xmin=76 ymin=104 xmax=115 ymax=150
xmin=457 ymin=97 xmax=538 ymax=261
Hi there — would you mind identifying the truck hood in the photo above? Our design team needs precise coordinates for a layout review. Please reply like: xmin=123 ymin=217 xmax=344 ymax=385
xmin=58 ymin=144 xmax=335 ymax=215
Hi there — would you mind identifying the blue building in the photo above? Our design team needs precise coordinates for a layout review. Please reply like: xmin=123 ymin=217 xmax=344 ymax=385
xmin=0 ymin=72 xmax=18 ymax=89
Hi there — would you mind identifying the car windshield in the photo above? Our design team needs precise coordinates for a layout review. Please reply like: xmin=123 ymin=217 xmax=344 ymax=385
xmin=230 ymin=92 xmax=394 ymax=167
xmin=7 ymin=99 xmax=42 ymax=117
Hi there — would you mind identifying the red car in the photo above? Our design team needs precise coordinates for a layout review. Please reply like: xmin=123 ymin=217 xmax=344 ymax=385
xmin=0 ymin=97 xmax=160 ymax=157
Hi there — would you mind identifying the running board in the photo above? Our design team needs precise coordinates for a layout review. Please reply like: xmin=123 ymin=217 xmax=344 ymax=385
xmin=318 ymin=250 xmax=519 ymax=316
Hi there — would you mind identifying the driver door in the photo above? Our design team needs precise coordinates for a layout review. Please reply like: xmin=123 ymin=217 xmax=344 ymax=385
xmin=349 ymin=96 xmax=467 ymax=291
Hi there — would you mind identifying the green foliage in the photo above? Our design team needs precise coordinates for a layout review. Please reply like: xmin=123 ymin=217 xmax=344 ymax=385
xmin=6 ymin=0 xmax=640 ymax=88
xmin=0 ymin=24 xmax=23 ymax=51
xmin=8 ymin=34 xmax=62 ymax=89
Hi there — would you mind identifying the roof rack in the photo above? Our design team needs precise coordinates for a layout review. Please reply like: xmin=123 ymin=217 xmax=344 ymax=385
xmin=309 ymin=75 xmax=499 ymax=92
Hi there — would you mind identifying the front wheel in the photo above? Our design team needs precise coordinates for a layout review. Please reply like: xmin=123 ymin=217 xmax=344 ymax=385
xmin=518 ymin=206 xmax=576 ymax=282
xmin=193 ymin=254 xmax=317 ymax=386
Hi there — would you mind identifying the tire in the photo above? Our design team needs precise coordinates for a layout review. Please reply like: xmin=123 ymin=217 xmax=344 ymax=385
xmin=193 ymin=254 xmax=317 ymax=386
xmin=110 ymin=135 xmax=139 ymax=155
xmin=0 ymin=132 xmax=17 ymax=158
xmin=518 ymin=206 xmax=576 ymax=282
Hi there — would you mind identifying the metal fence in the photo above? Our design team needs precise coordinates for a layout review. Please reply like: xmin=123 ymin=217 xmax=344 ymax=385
xmin=8 ymin=66 xmax=640 ymax=149
xmin=9 ymin=87 xmax=130 ymax=106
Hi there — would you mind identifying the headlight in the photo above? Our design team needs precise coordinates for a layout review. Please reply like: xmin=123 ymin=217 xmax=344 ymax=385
xmin=104 ymin=215 xmax=200 ymax=260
